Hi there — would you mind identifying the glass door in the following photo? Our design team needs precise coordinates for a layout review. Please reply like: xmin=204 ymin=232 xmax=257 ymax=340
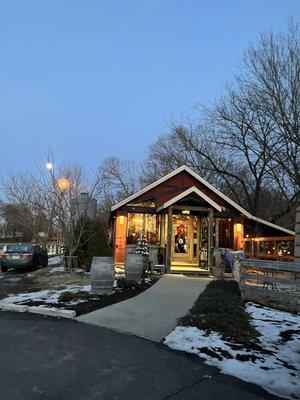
xmin=172 ymin=215 xmax=198 ymax=265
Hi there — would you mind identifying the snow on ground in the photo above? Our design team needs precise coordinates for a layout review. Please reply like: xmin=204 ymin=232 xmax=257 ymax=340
xmin=49 ymin=266 xmax=65 ymax=274
xmin=0 ymin=275 xmax=25 ymax=282
xmin=48 ymin=266 xmax=86 ymax=274
xmin=48 ymin=256 xmax=62 ymax=266
xmin=164 ymin=302 xmax=300 ymax=400
xmin=0 ymin=284 xmax=91 ymax=306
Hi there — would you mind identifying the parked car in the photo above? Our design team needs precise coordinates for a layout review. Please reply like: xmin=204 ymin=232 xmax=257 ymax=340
xmin=0 ymin=244 xmax=7 ymax=256
xmin=0 ymin=243 xmax=48 ymax=272
xmin=0 ymin=244 xmax=7 ymax=266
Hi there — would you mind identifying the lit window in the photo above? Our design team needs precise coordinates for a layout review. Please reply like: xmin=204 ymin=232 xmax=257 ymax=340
xmin=127 ymin=213 xmax=157 ymax=245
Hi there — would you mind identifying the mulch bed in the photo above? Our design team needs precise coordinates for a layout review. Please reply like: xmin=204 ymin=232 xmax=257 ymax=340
xmin=20 ymin=277 xmax=158 ymax=316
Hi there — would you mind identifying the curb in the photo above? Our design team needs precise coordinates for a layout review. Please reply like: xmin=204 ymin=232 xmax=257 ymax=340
xmin=0 ymin=303 xmax=29 ymax=313
xmin=28 ymin=306 xmax=76 ymax=319
xmin=0 ymin=302 xmax=76 ymax=319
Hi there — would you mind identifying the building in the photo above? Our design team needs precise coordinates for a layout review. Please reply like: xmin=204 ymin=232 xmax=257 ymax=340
xmin=71 ymin=192 xmax=97 ymax=225
xmin=109 ymin=166 xmax=295 ymax=273
xmin=46 ymin=238 xmax=65 ymax=256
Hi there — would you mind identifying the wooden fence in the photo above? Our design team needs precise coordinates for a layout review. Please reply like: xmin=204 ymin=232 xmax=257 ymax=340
xmin=237 ymin=259 xmax=300 ymax=313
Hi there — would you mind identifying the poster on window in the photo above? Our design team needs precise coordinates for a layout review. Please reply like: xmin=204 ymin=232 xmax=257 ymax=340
xmin=174 ymin=224 xmax=188 ymax=253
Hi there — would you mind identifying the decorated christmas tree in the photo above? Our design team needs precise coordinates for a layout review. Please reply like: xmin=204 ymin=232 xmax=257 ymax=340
xmin=134 ymin=233 xmax=149 ymax=255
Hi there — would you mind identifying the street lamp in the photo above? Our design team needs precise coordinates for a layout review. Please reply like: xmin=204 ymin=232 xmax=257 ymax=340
xmin=45 ymin=162 xmax=54 ymax=171
xmin=57 ymin=178 xmax=71 ymax=192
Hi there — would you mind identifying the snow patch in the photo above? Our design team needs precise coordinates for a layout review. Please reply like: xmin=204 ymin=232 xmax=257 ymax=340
xmin=48 ymin=256 xmax=62 ymax=266
xmin=0 ymin=283 xmax=91 ymax=306
xmin=49 ymin=266 xmax=65 ymax=274
xmin=164 ymin=303 xmax=300 ymax=400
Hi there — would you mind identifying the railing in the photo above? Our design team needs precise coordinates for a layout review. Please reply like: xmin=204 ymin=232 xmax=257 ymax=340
xmin=236 ymin=258 xmax=300 ymax=312
xmin=243 ymin=236 xmax=294 ymax=262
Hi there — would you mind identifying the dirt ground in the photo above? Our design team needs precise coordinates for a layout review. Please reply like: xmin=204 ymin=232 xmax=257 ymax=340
xmin=0 ymin=266 xmax=89 ymax=299
xmin=0 ymin=266 xmax=159 ymax=316
xmin=32 ymin=266 xmax=90 ymax=289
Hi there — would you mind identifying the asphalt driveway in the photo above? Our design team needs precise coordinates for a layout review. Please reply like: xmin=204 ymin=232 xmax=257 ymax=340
xmin=0 ymin=311 xmax=282 ymax=400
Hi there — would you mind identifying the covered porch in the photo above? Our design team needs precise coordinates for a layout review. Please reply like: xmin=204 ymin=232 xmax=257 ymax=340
xmin=110 ymin=166 xmax=295 ymax=274
xmin=155 ymin=187 xmax=223 ymax=274
xmin=112 ymin=188 xmax=238 ymax=274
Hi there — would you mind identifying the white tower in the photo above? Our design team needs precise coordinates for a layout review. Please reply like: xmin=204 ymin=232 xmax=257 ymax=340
xmin=71 ymin=193 xmax=97 ymax=225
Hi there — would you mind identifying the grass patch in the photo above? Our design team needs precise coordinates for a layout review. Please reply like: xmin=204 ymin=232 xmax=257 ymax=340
xmin=58 ymin=291 xmax=90 ymax=303
xmin=180 ymin=280 xmax=259 ymax=344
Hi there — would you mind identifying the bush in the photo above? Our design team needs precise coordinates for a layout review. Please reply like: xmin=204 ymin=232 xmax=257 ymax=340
xmin=59 ymin=291 xmax=90 ymax=303
xmin=75 ymin=220 xmax=112 ymax=271
xmin=180 ymin=280 xmax=259 ymax=344
xmin=116 ymin=277 xmax=140 ymax=289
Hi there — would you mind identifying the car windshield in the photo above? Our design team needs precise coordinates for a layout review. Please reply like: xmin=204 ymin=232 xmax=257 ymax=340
xmin=6 ymin=244 xmax=34 ymax=253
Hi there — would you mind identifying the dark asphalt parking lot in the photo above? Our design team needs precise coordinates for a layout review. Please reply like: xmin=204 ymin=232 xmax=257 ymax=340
xmin=0 ymin=311 xmax=282 ymax=400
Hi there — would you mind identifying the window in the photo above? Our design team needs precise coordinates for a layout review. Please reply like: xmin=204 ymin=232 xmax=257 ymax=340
xmin=127 ymin=213 xmax=157 ymax=245
xmin=219 ymin=219 xmax=232 ymax=248
xmin=6 ymin=244 xmax=34 ymax=253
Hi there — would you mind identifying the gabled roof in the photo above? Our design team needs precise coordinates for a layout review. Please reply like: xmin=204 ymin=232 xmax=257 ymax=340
xmin=249 ymin=217 xmax=294 ymax=236
xmin=156 ymin=186 xmax=223 ymax=212
xmin=111 ymin=165 xmax=295 ymax=236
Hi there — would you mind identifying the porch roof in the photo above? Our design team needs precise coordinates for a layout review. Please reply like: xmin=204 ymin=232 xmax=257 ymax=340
xmin=156 ymin=186 xmax=223 ymax=212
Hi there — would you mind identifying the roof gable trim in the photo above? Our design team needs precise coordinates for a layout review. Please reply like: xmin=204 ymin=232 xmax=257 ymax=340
xmin=157 ymin=186 xmax=222 ymax=212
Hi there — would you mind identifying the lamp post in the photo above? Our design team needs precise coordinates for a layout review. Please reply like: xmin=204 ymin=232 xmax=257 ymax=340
xmin=45 ymin=161 xmax=73 ymax=268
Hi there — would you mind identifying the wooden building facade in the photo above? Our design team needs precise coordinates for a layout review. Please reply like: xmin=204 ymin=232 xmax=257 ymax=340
xmin=109 ymin=166 xmax=295 ymax=273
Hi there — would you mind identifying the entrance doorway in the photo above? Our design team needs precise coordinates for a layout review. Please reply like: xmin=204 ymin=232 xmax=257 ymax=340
xmin=171 ymin=215 xmax=198 ymax=265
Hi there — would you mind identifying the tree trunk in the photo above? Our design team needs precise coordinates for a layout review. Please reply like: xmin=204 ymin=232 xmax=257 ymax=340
xmin=294 ymin=206 xmax=300 ymax=262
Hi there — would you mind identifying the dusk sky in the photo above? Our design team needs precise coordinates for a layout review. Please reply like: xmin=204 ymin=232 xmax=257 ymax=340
xmin=1 ymin=0 xmax=299 ymax=175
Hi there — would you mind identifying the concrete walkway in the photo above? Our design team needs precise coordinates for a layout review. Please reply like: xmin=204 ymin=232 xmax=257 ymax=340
xmin=77 ymin=274 xmax=210 ymax=341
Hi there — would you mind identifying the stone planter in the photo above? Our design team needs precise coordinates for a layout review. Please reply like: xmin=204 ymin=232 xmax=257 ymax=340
xmin=212 ymin=266 xmax=223 ymax=278
xmin=125 ymin=253 xmax=147 ymax=282
xmin=90 ymin=257 xmax=115 ymax=294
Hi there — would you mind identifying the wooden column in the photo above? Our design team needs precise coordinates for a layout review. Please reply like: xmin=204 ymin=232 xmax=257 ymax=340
xmin=215 ymin=218 xmax=220 ymax=248
xmin=165 ymin=206 xmax=173 ymax=273
xmin=160 ymin=214 xmax=165 ymax=247
xmin=114 ymin=212 xmax=128 ymax=266
xmin=197 ymin=215 xmax=201 ymax=267
xmin=207 ymin=209 xmax=214 ymax=274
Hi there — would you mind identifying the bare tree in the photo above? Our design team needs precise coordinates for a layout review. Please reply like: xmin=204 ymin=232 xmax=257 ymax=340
xmin=96 ymin=157 xmax=140 ymax=215
xmin=0 ymin=156 xmax=103 ymax=259
xmin=142 ymin=120 xmax=222 ymax=187
xmin=0 ymin=171 xmax=51 ymax=242
xmin=207 ymin=86 xmax=277 ymax=215
xmin=143 ymin=21 xmax=299 ymax=229
xmin=143 ymin=117 xmax=273 ymax=216
xmin=239 ymin=20 xmax=300 ymax=209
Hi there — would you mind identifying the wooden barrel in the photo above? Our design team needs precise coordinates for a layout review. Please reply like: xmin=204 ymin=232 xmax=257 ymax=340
xmin=125 ymin=253 xmax=145 ymax=281
xmin=90 ymin=257 xmax=115 ymax=294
